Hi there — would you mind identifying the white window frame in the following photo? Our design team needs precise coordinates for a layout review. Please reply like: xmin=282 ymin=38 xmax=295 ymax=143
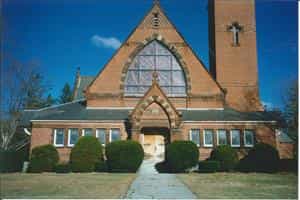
xmin=244 ymin=130 xmax=254 ymax=147
xmin=82 ymin=128 xmax=93 ymax=137
xmin=230 ymin=130 xmax=241 ymax=147
xmin=217 ymin=129 xmax=227 ymax=146
xmin=109 ymin=128 xmax=121 ymax=142
xmin=189 ymin=129 xmax=200 ymax=147
xmin=96 ymin=128 xmax=106 ymax=146
xmin=203 ymin=129 xmax=214 ymax=147
xmin=53 ymin=128 xmax=64 ymax=147
xmin=68 ymin=128 xmax=79 ymax=147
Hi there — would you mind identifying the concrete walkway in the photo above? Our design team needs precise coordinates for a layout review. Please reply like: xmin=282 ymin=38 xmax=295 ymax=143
xmin=124 ymin=157 xmax=197 ymax=199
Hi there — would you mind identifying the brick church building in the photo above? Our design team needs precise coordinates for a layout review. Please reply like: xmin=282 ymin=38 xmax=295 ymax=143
xmin=22 ymin=0 xmax=293 ymax=162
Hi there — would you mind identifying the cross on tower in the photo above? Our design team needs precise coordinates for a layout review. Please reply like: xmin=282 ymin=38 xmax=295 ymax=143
xmin=227 ymin=22 xmax=243 ymax=46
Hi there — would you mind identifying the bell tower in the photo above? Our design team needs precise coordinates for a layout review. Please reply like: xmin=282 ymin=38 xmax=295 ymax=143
xmin=208 ymin=0 xmax=263 ymax=111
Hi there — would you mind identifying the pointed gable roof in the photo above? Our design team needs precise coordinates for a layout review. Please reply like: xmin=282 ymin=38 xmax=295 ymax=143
xmin=86 ymin=2 xmax=223 ymax=102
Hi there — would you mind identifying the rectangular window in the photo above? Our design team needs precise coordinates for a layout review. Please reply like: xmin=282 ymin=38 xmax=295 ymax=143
xmin=82 ymin=128 xmax=93 ymax=137
xmin=217 ymin=129 xmax=227 ymax=145
xmin=68 ymin=128 xmax=79 ymax=147
xmin=244 ymin=130 xmax=255 ymax=147
xmin=54 ymin=128 xmax=64 ymax=147
xmin=189 ymin=129 xmax=200 ymax=146
xmin=230 ymin=130 xmax=241 ymax=147
xmin=203 ymin=129 xmax=214 ymax=147
xmin=110 ymin=128 xmax=121 ymax=142
xmin=96 ymin=128 xmax=106 ymax=145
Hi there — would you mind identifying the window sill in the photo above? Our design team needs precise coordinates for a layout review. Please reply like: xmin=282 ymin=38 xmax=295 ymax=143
xmin=231 ymin=145 xmax=240 ymax=148
xmin=203 ymin=144 xmax=213 ymax=148
xmin=244 ymin=145 xmax=254 ymax=148
xmin=54 ymin=145 xmax=64 ymax=148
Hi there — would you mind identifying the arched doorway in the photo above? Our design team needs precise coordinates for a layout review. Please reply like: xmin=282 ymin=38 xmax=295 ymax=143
xmin=141 ymin=127 xmax=170 ymax=159
xmin=139 ymin=103 xmax=170 ymax=159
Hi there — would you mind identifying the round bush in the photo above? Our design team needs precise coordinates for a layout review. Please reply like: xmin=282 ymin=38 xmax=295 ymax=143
xmin=198 ymin=160 xmax=220 ymax=173
xmin=105 ymin=140 xmax=144 ymax=172
xmin=95 ymin=161 xmax=108 ymax=172
xmin=29 ymin=144 xmax=59 ymax=173
xmin=70 ymin=136 xmax=103 ymax=172
xmin=55 ymin=163 xmax=71 ymax=173
xmin=166 ymin=141 xmax=199 ymax=173
xmin=238 ymin=143 xmax=280 ymax=173
xmin=210 ymin=145 xmax=238 ymax=171
xmin=155 ymin=161 xmax=170 ymax=173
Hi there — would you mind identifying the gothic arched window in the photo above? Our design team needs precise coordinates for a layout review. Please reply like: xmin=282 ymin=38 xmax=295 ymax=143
xmin=124 ymin=41 xmax=186 ymax=96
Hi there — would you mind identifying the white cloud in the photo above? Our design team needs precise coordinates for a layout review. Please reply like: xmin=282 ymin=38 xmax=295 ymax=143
xmin=91 ymin=35 xmax=121 ymax=50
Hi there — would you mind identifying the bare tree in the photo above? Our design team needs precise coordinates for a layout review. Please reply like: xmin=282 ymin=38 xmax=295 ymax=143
xmin=0 ymin=59 xmax=51 ymax=150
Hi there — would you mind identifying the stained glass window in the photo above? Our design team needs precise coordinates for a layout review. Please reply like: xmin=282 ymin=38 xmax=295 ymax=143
xmin=124 ymin=41 xmax=187 ymax=96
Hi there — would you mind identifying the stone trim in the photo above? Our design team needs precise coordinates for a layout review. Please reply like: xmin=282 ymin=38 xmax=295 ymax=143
xmin=119 ymin=34 xmax=192 ymax=96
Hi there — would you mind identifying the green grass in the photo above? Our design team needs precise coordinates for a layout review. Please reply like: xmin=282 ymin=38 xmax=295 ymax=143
xmin=177 ymin=172 xmax=298 ymax=199
xmin=1 ymin=173 xmax=136 ymax=199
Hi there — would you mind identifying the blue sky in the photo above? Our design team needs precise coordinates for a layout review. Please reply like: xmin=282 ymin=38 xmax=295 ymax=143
xmin=3 ymin=0 xmax=298 ymax=109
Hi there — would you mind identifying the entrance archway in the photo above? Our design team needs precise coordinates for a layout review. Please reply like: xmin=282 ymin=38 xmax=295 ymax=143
xmin=141 ymin=127 xmax=170 ymax=159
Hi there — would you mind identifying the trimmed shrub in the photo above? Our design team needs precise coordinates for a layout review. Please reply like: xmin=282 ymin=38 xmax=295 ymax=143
xmin=105 ymin=140 xmax=144 ymax=172
xmin=95 ymin=161 xmax=108 ymax=172
xmin=166 ymin=141 xmax=199 ymax=173
xmin=29 ymin=144 xmax=59 ymax=173
xmin=237 ymin=143 xmax=280 ymax=173
xmin=155 ymin=161 xmax=170 ymax=173
xmin=55 ymin=163 xmax=71 ymax=173
xmin=209 ymin=145 xmax=238 ymax=171
xmin=0 ymin=147 xmax=29 ymax=173
xmin=70 ymin=136 xmax=103 ymax=172
xmin=198 ymin=160 xmax=220 ymax=173
xmin=237 ymin=156 xmax=255 ymax=172
xmin=279 ymin=159 xmax=297 ymax=172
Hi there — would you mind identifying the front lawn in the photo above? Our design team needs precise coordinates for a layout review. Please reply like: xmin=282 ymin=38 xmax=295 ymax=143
xmin=1 ymin=173 xmax=136 ymax=199
xmin=177 ymin=172 xmax=297 ymax=199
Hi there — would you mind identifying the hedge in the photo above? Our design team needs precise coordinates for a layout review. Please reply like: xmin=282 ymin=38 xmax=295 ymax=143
xmin=155 ymin=161 xmax=169 ymax=173
xmin=0 ymin=147 xmax=29 ymax=172
xmin=279 ymin=159 xmax=297 ymax=172
xmin=166 ymin=141 xmax=199 ymax=173
xmin=198 ymin=160 xmax=220 ymax=173
xmin=105 ymin=140 xmax=144 ymax=172
xmin=209 ymin=145 xmax=238 ymax=171
xmin=55 ymin=163 xmax=71 ymax=173
xmin=95 ymin=161 xmax=108 ymax=172
xmin=237 ymin=143 xmax=280 ymax=173
xmin=70 ymin=136 xmax=103 ymax=172
xmin=29 ymin=144 xmax=59 ymax=173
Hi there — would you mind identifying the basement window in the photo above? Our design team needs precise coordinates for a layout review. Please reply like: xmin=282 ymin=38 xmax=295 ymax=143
xmin=189 ymin=129 xmax=200 ymax=147
xmin=110 ymin=128 xmax=121 ymax=142
xmin=230 ymin=130 xmax=241 ymax=147
xmin=82 ymin=128 xmax=93 ymax=137
xmin=217 ymin=129 xmax=227 ymax=145
xmin=244 ymin=130 xmax=254 ymax=147
xmin=54 ymin=128 xmax=64 ymax=147
xmin=203 ymin=129 xmax=214 ymax=147
xmin=68 ymin=128 xmax=79 ymax=147
xmin=96 ymin=128 xmax=106 ymax=146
